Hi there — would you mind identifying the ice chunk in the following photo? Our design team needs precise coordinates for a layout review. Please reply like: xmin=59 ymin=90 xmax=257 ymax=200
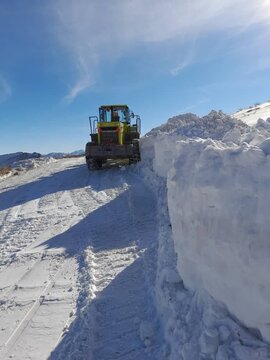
xmin=258 ymin=137 xmax=270 ymax=155
xmin=140 ymin=321 xmax=155 ymax=346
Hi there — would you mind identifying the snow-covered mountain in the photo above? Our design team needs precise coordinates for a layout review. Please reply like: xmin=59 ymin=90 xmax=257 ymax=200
xmin=45 ymin=150 xmax=84 ymax=158
xmin=69 ymin=149 xmax=84 ymax=156
xmin=0 ymin=152 xmax=57 ymax=180
xmin=44 ymin=152 xmax=67 ymax=158
xmin=0 ymin=150 xmax=85 ymax=178
xmin=0 ymin=150 xmax=84 ymax=168
xmin=233 ymin=100 xmax=270 ymax=125
xmin=0 ymin=152 xmax=41 ymax=167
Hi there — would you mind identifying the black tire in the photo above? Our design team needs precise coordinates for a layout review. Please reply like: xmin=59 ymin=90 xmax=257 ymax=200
xmin=87 ymin=158 xmax=102 ymax=170
xmin=129 ymin=139 xmax=140 ymax=164
xmin=96 ymin=159 xmax=103 ymax=169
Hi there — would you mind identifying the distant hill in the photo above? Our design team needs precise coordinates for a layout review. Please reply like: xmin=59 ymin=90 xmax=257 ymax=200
xmin=70 ymin=150 xmax=84 ymax=156
xmin=0 ymin=150 xmax=84 ymax=172
xmin=45 ymin=152 xmax=67 ymax=159
xmin=45 ymin=150 xmax=84 ymax=158
xmin=0 ymin=152 xmax=41 ymax=168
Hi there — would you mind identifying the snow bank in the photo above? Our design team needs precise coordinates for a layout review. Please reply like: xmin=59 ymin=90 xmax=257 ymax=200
xmin=0 ymin=157 xmax=58 ymax=180
xmin=168 ymin=139 xmax=270 ymax=341
xmin=147 ymin=110 xmax=248 ymax=140
xmin=0 ymin=151 xmax=83 ymax=179
xmin=13 ymin=156 xmax=57 ymax=171
xmin=0 ymin=152 xmax=59 ymax=179
xmin=142 ymin=110 xmax=270 ymax=343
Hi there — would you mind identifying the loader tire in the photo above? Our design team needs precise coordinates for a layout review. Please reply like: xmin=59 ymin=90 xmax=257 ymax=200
xmin=129 ymin=139 xmax=140 ymax=164
xmin=87 ymin=158 xmax=102 ymax=170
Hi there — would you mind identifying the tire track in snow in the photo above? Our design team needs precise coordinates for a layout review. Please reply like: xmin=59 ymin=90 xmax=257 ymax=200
xmin=0 ymin=159 xmax=88 ymax=359
xmin=0 ymin=165 xmax=87 ymax=273
xmin=0 ymin=226 xmax=83 ymax=356
xmin=91 ymin=246 xmax=151 ymax=360
xmin=0 ymin=250 xmax=68 ymax=309
xmin=6 ymin=185 xmax=93 ymax=358
xmin=0 ymin=188 xmax=68 ymax=272
xmin=0 ymin=254 xmax=75 ymax=360
xmin=51 ymin=169 xmax=163 ymax=360
xmin=2 ymin=184 xmax=93 ymax=356
xmin=0 ymin=160 xmax=164 ymax=359
xmin=90 ymin=171 xmax=162 ymax=360
xmin=0 ymin=205 xmax=23 ymax=270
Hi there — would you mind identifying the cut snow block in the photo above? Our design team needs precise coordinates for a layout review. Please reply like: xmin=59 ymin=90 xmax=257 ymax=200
xmin=259 ymin=137 xmax=270 ymax=155
xmin=167 ymin=139 xmax=270 ymax=342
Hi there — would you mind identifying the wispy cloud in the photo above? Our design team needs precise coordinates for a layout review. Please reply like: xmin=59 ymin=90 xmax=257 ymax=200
xmin=0 ymin=75 xmax=12 ymax=103
xmin=170 ymin=36 xmax=198 ymax=75
xmin=52 ymin=0 xmax=270 ymax=101
xmin=171 ymin=56 xmax=193 ymax=76
xmin=63 ymin=56 xmax=95 ymax=103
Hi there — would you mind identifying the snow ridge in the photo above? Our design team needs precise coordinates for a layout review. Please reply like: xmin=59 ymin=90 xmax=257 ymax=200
xmin=146 ymin=110 xmax=248 ymax=140
xmin=138 ymin=109 xmax=270 ymax=359
xmin=233 ymin=101 xmax=270 ymax=126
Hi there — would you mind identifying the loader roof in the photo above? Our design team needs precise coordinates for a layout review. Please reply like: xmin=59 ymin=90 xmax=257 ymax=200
xmin=100 ymin=104 xmax=129 ymax=109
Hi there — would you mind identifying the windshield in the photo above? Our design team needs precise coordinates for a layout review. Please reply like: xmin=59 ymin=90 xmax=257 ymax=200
xmin=99 ymin=107 xmax=130 ymax=123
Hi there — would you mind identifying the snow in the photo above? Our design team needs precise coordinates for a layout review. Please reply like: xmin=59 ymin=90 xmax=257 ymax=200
xmin=167 ymin=139 xmax=270 ymax=341
xmin=259 ymin=137 xmax=270 ymax=155
xmin=0 ymin=153 xmax=58 ymax=181
xmin=147 ymin=110 xmax=248 ymax=140
xmin=233 ymin=101 xmax=270 ymax=126
xmin=138 ymin=110 xmax=270 ymax=358
xmin=0 ymin=152 xmax=41 ymax=167
xmin=0 ymin=151 xmax=84 ymax=180
xmin=0 ymin=158 xmax=164 ymax=359
xmin=1 ymin=108 xmax=270 ymax=359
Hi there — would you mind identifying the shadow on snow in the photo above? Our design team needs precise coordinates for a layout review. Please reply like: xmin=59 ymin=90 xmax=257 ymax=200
xmin=0 ymin=164 xmax=127 ymax=212
xmin=37 ymin=180 xmax=160 ymax=359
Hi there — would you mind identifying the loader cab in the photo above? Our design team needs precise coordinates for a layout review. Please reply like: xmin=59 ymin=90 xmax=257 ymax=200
xmin=99 ymin=105 xmax=131 ymax=124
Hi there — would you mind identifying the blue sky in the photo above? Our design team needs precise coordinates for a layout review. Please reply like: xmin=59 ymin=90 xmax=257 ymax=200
xmin=1 ymin=0 xmax=270 ymax=154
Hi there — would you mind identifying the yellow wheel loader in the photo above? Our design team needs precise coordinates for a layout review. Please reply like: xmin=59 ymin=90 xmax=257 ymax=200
xmin=85 ymin=105 xmax=141 ymax=170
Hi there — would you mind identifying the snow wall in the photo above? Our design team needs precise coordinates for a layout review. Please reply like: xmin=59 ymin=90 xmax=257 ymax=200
xmin=140 ymin=123 xmax=270 ymax=342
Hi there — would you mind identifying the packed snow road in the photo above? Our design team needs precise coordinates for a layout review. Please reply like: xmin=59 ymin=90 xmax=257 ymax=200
xmin=0 ymin=158 xmax=163 ymax=360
